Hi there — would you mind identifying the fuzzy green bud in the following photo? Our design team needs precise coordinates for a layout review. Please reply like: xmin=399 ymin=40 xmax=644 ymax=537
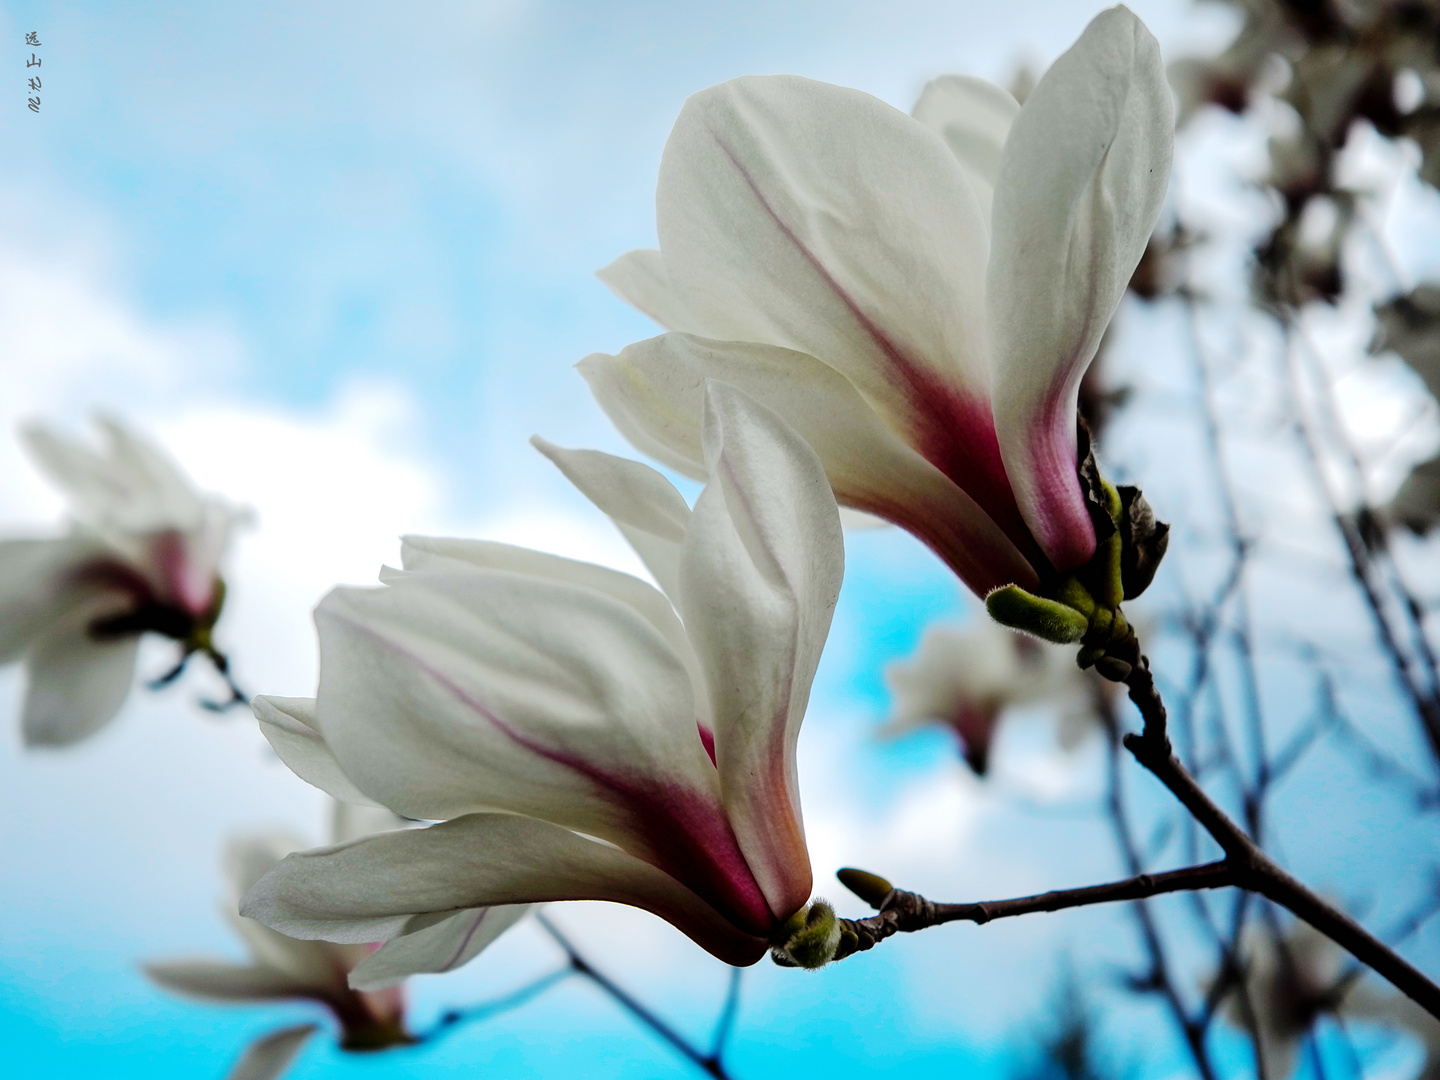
xmin=775 ymin=900 xmax=842 ymax=970
xmin=986 ymin=585 xmax=1089 ymax=644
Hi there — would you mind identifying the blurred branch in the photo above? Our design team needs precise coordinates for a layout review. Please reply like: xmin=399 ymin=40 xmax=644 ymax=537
xmin=536 ymin=912 xmax=736 ymax=1079
xmin=709 ymin=967 xmax=744 ymax=1062
xmin=1284 ymin=320 xmax=1440 ymax=765
xmin=1119 ymin=662 xmax=1440 ymax=1021
xmin=418 ymin=965 xmax=575 ymax=1044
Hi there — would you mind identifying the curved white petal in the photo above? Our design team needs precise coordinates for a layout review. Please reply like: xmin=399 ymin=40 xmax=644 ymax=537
xmin=23 ymin=417 xmax=203 ymax=534
xmin=0 ymin=538 xmax=101 ymax=662
xmin=253 ymin=696 xmax=384 ymax=807
xmin=581 ymin=335 xmax=1040 ymax=594
xmin=226 ymin=833 xmax=304 ymax=898
xmin=529 ymin=437 xmax=691 ymax=602
xmin=987 ymin=5 xmax=1173 ymax=570
xmin=241 ymin=813 xmax=769 ymax=966
xmin=677 ymin=383 xmax=842 ymax=918
xmin=395 ymin=535 xmax=705 ymax=724
xmin=911 ymin=74 xmax=1021 ymax=222
xmin=657 ymin=75 xmax=1030 ymax=536
xmin=22 ymin=593 xmax=140 ymax=747
xmin=227 ymin=1024 xmax=319 ymax=1080
xmin=348 ymin=904 xmax=531 ymax=990
xmin=144 ymin=960 xmax=307 ymax=1002
xmin=313 ymin=571 xmax=771 ymax=933
xmin=596 ymin=249 xmax=702 ymax=332
xmin=227 ymin=911 xmax=354 ymax=989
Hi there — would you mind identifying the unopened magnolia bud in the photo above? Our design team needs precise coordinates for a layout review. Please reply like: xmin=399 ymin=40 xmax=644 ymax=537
xmin=837 ymin=867 xmax=892 ymax=908
xmin=775 ymin=900 xmax=842 ymax=970
xmin=986 ymin=585 xmax=1089 ymax=644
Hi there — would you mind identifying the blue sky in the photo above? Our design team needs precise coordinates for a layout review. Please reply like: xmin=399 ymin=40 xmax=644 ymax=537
xmin=2 ymin=2 xmax=1438 ymax=1079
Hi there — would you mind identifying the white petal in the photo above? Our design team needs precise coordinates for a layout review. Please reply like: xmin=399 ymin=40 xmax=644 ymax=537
xmin=596 ymin=249 xmax=701 ymax=332
xmin=0 ymin=538 xmax=102 ymax=662
xmin=657 ymin=75 xmax=1003 ymax=461
xmin=227 ymin=912 xmax=353 ymax=989
xmin=911 ymin=74 xmax=1020 ymax=221
xmin=331 ymin=801 xmax=411 ymax=845
xmin=529 ymin=437 xmax=691 ymax=601
xmin=837 ymin=508 xmax=890 ymax=530
xmin=144 ymin=960 xmax=307 ymax=1002
xmin=22 ymin=594 xmax=140 ymax=747
xmin=253 ymin=696 xmax=385 ymax=807
xmin=226 ymin=833 xmax=304 ymax=898
xmin=395 ymin=535 xmax=704 ymax=721
xmin=987 ymin=5 xmax=1173 ymax=570
xmin=581 ymin=335 xmax=1039 ymax=595
xmin=348 ymin=904 xmax=531 ymax=990
xmin=677 ymin=382 xmax=842 ymax=918
xmin=241 ymin=813 xmax=769 ymax=965
xmin=23 ymin=417 xmax=201 ymax=534
xmin=313 ymin=570 xmax=772 ymax=933
xmin=227 ymin=1024 xmax=319 ymax=1080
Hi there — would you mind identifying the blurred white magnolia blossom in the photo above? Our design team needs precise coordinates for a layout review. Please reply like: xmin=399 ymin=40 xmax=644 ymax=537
xmin=0 ymin=415 xmax=246 ymax=746
xmin=1214 ymin=921 xmax=1440 ymax=1080
xmin=583 ymin=5 xmax=1172 ymax=598
xmin=145 ymin=803 xmax=417 ymax=1080
xmin=884 ymin=621 xmax=1096 ymax=774
xmin=242 ymin=383 xmax=844 ymax=971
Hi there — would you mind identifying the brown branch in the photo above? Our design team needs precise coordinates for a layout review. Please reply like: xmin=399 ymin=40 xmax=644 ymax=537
xmin=824 ymin=649 xmax=1440 ymax=1025
xmin=834 ymin=861 xmax=1234 ymax=959
xmin=1119 ymin=654 xmax=1440 ymax=1021
xmin=1100 ymin=689 xmax=1224 ymax=1080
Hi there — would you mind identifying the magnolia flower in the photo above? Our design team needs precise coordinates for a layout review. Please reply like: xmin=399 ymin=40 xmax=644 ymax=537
xmin=1212 ymin=920 xmax=1440 ymax=1080
xmin=582 ymin=6 xmax=1172 ymax=601
xmin=883 ymin=621 xmax=1095 ymax=774
xmin=145 ymin=803 xmax=420 ymax=1080
xmin=242 ymin=383 xmax=845 ymax=971
xmin=0 ymin=416 xmax=245 ymax=746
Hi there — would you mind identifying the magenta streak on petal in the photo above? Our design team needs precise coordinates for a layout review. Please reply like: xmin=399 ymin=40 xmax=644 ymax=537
xmin=697 ymin=722 xmax=717 ymax=766
xmin=704 ymin=128 xmax=1047 ymax=575
xmin=333 ymin=613 xmax=775 ymax=937
xmin=1024 ymin=385 xmax=1096 ymax=572
xmin=838 ymin=485 xmax=1039 ymax=597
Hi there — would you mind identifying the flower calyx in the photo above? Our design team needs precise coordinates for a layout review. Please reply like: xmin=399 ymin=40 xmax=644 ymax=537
xmin=985 ymin=435 xmax=1167 ymax=682
xmin=770 ymin=900 xmax=843 ymax=970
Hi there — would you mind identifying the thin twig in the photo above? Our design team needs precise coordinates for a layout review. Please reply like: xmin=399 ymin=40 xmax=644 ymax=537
xmin=709 ymin=968 xmax=743 ymax=1063
xmin=1119 ymin=658 xmax=1440 ymax=1019
xmin=825 ymin=659 xmax=1440 ymax=1024
xmin=1099 ymin=677 xmax=1220 ymax=1080
xmin=1284 ymin=322 xmax=1440 ymax=764
xmin=417 ymin=965 xmax=575 ymax=1044
xmin=535 ymin=911 xmax=734 ymax=1079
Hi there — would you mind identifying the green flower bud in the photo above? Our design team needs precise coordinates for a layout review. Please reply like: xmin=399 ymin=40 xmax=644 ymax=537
xmin=986 ymin=585 xmax=1089 ymax=644
xmin=776 ymin=900 xmax=842 ymax=970
xmin=837 ymin=867 xmax=893 ymax=908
